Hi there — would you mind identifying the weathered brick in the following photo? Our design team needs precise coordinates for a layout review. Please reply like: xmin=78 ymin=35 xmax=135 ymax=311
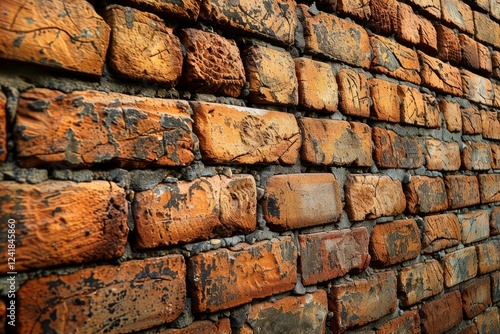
xmin=16 ymin=89 xmax=195 ymax=168
xmin=481 ymin=110 xmax=500 ymax=140
xmin=494 ymin=83 xmax=500 ymax=108
xmin=478 ymin=174 xmax=500 ymax=203
xmin=368 ymin=0 xmax=398 ymax=35
xmin=462 ymin=107 xmax=483 ymax=135
xmin=329 ymin=271 xmax=397 ymax=333
xmin=398 ymin=260 xmax=444 ymax=306
xmin=160 ymin=318 xmax=231 ymax=334
xmin=262 ymin=173 xmax=342 ymax=230
xmin=453 ymin=324 xmax=478 ymax=334
xmin=18 ymin=256 xmax=186 ymax=333
xmin=243 ymin=45 xmax=298 ymax=106
xmin=299 ymin=228 xmax=370 ymax=285
xmin=104 ymin=6 xmax=182 ymax=86
xmin=337 ymin=0 xmax=371 ymax=21
xmin=373 ymin=127 xmax=422 ymax=169
xmin=375 ymin=310 xmax=420 ymax=334
xmin=200 ymin=0 xmax=297 ymax=45
xmin=445 ymin=175 xmax=481 ymax=209
xmin=474 ymin=11 xmax=500 ymax=48
xmin=404 ymin=176 xmax=448 ymax=214
xmin=337 ymin=69 xmax=370 ymax=118
xmin=0 ymin=92 xmax=6 ymax=162
xmin=0 ymin=300 xmax=5 ymax=334
xmin=407 ymin=0 xmax=441 ymax=18
xmin=476 ymin=307 xmax=500 ymax=334
xmin=179 ymin=29 xmax=245 ymax=97
xmin=461 ymin=69 xmax=494 ymax=106
xmin=121 ymin=0 xmax=201 ymax=20
xmin=439 ymin=100 xmax=462 ymax=132
xmin=493 ymin=51 xmax=500 ymax=79
xmin=462 ymin=277 xmax=491 ymax=319
xmin=424 ymin=93 xmax=443 ymax=129
xmin=396 ymin=3 xmax=437 ymax=52
xmin=462 ymin=140 xmax=493 ymax=171
xmin=191 ymin=102 xmax=300 ymax=164
xmin=299 ymin=118 xmax=371 ymax=167
xmin=369 ymin=78 xmax=400 ymax=122
xmin=444 ymin=247 xmax=478 ymax=287
xmin=492 ymin=271 xmax=500 ymax=303
xmin=0 ymin=181 xmax=128 ymax=272
xmin=420 ymin=291 xmax=463 ymax=334
xmin=476 ymin=239 xmax=500 ymax=274
xmin=441 ymin=0 xmax=474 ymax=34
xmin=419 ymin=51 xmax=463 ymax=96
xmin=398 ymin=85 xmax=426 ymax=126
xmin=188 ymin=237 xmax=297 ymax=312
xmin=458 ymin=210 xmax=490 ymax=244
xmin=345 ymin=174 xmax=406 ymax=221
xmin=459 ymin=34 xmax=492 ymax=74
xmin=490 ymin=206 xmax=500 ymax=235
xmin=422 ymin=213 xmax=461 ymax=253
xmin=492 ymin=144 xmax=500 ymax=169
xmin=301 ymin=7 xmax=371 ymax=68
xmin=370 ymin=35 xmax=421 ymax=84
xmin=436 ymin=24 xmax=462 ymax=65
xmin=423 ymin=137 xmax=461 ymax=171
xmin=492 ymin=0 xmax=500 ymax=20
xmin=0 ymin=0 xmax=110 ymax=76
xmin=134 ymin=175 xmax=256 ymax=248
xmin=370 ymin=219 xmax=421 ymax=267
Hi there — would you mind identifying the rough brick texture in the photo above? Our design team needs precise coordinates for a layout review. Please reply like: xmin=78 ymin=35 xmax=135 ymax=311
xmin=436 ymin=24 xmax=462 ymax=65
xmin=461 ymin=70 xmax=494 ymax=106
xmin=419 ymin=290 xmax=463 ymax=334
xmin=404 ymin=176 xmax=448 ymax=214
xmin=476 ymin=239 xmax=500 ymax=274
xmin=375 ymin=310 xmax=420 ymax=334
xmin=491 ymin=206 xmax=500 ymax=235
xmin=444 ymin=246 xmax=478 ymax=287
xmin=369 ymin=78 xmax=401 ymax=123
xmin=161 ymin=319 xmax=231 ymax=334
xmin=419 ymin=52 xmax=463 ymax=96
xmin=337 ymin=69 xmax=370 ymax=117
xmin=481 ymin=110 xmax=500 ymax=140
xmin=493 ymin=271 xmax=500 ymax=303
xmin=422 ymin=213 xmax=461 ymax=253
xmin=478 ymin=174 xmax=500 ymax=203
xmin=461 ymin=277 xmax=491 ymax=319
xmin=475 ymin=307 xmax=500 ymax=334
xmin=444 ymin=174 xmax=480 ymax=209
xmin=398 ymin=260 xmax=444 ymax=306
xmin=462 ymin=107 xmax=483 ymax=135
xmin=122 ymin=0 xmax=201 ymax=20
xmin=461 ymin=140 xmax=493 ymax=171
xmin=474 ymin=11 xmax=500 ymax=47
xmin=441 ymin=0 xmax=474 ymax=33
xmin=459 ymin=34 xmax=492 ymax=74
xmin=423 ymin=137 xmax=461 ymax=171
xmin=458 ymin=210 xmax=490 ymax=244
xmin=373 ymin=128 xmax=423 ymax=169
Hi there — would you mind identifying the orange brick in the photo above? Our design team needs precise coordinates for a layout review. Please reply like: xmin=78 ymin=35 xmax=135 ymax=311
xmin=121 ymin=0 xmax=201 ymax=20
xmin=398 ymin=260 xmax=444 ymax=306
xmin=423 ymin=138 xmax=461 ymax=171
xmin=0 ymin=0 xmax=110 ymax=76
xmin=295 ymin=58 xmax=338 ymax=113
xmin=370 ymin=35 xmax=421 ymax=84
xmin=345 ymin=174 xmax=406 ymax=221
xmin=15 ymin=89 xmax=195 ymax=168
xmin=494 ymin=83 xmax=500 ymax=108
xmin=335 ymin=0 xmax=371 ymax=21
xmin=18 ymin=256 xmax=186 ymax=333
xmin=370 ymin=219 xmax=421 ymax=267
xmin=368 ymin=0 xmax=398 ymax=35
xmin=423 ymin=94 xmax=442 ymax=129
xmin=458 ymin=210 xmax=490 ymax=244
xmin=493 ymin=51 xmax=500 ymax=79
xmin=160 ymin=319 xmax=231 ymax=334
xmin=462 ymin=107 xmax=483 ymax=135
xmin=439 ymin=99 xmax=462 ymax=132
xmin=444 ymin=247 xmax=478 ymax=287
xmin=444 ymin=175 xmax=480 ymax=209
xmin=474 ymin=11 xmax=500 ymax=48
xmin=462 ymin=140 xmax=493 ymax=171
xmin=407 ymin=0 xmax=441 ymax=18
xmin=301 ymin=7 xmax=371 ymax=69
xmin=453 ymin=324 xmax=478 ymax=334
xmin=0 ymin=92 xmax=6 ymax=162
xmin=462 ymin=277 xmax=491 ymax=319
xmin=398 ymin=85 xmax=426 ymax=126
xmin=0 ymin=181 xmax=128 ymax=272
xmin=476 ymin=240 xmax=500 ymax=274
xmin=200 ymin=0 xmax=297 ymax=45
xmin=422 ymin=213 xmax=461 ymax=253
xmin=404 ymin=176 xmax=448 ymax=214
xmin=419 ymin=52 xmax=463 ymax=96
xmin=299 ymin=118 xmax=371 ymax=167
xmin=337 ymin=69 xmax=370 ymax=117
xmin=329 ymin=271 xmax=397 ymax=333
xmin=243 ymin=45 xmax=298 ymax=106
xmin=375 ymin=310 xmax=420 ymax=334
xmin=492 ymin=143 xmax=500 ymax=169
xmin=420 ymin=291 xmax=463 ymax=334
xmin=179 ymin=29 xmax=245 ymax=97
xmin=188 ymin=237 xmax=297 ymax=312
xmin=191 ymin=102 xmax=300 ymax=164
xmin=134 ymin=175 xmax=256 ymax=248
xmin=459 ymin=34 xmax=493 ymax=74
xmin=436 ymin=24 xmax=462 ymax=65
xmin=373 ymin=127 xmax=423 ymax=169
xmin=369 ymin=78 xmax=400 ymax=123
xmin=262 ymin=173 xmax=342 ymax=230
xmin=441 ymin=0 xmax=474 ymax=34
xmin=481 ymin=110 xmax=500 ymax=140
xmin=299 ymin=228 xmax=370 ymax=285
xmin=475 ymin=307 xmax=500 ymax=334
xmin=478 ymin=174 xmax=500 ymax=203
xmin=396 ymin=3 xmax=437 ymax=52
xmin=461 ymin=69 xmax=494 ymax=106
xmin=493 ymin=271 xmax=500 ymax=303
xmin=491 ymin=206 xmax=500 ymax=235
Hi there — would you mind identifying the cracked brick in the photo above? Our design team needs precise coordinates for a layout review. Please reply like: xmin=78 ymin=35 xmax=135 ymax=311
xmin=441 ymin=0 xmax=474 ymax=34
xmin=422 ymin=213 xmax=461 ymax=253
xmin=398 ymin=260 xmax=443 ymax=306
xmin=369 ymin=78 xmax=401 ymax=123
xmin=462 ymin=107 xmax=483 ymax=135
xmin=481 ymin=110 xmax=500 ymax=140
xmin=423 ymin=137 xmax=461 ymax=171
xmin=461 ymin=140 xmax=493 ymax=171
xmin=375 ymin=310 xmax=420 ymax=334
xmin=337 ymin=69 xmax=370 ymax=117
xmin=476 ymin=239 xmax=500 ymax=274
xmin=474 ymin=11 xmax=500 ymax=48
xmin=444 ymin=174 xmax=480 ymax=209
xmin=373 ymin=127 xmax=423 ymax=169
xmin=478 ymin=173 xmax=500 ymax=203
xmin=461 ymin=69 xmax=494 ymax=106
xmin=162 ymin=319 xmax=231 ymax=334
xmin=405 ymin=176 xmax=448 ymax=214
xmin=462 ymin=277 xmax=491 ymax=319
xmin=444 ymin=247 xmax=478 ymax=287
xmin=436 ymin=24 xmax=462 ymax=65
xmin=420 ymin=291 xmax=463 ymax=334
xmin=439 ymin=99 xmax=462 ymax=132
xmin=419 ymin=52 xmax=463 ymax=96
xmin=458 ymin=210 xmax=490 ymax=244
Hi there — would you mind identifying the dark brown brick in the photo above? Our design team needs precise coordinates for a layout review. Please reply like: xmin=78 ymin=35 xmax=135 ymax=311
xmin=373 ymin=128 xmax=422 ymax=169
xmin=420 ymin=291 xmax=463 ymax=334
xmin=476 ymin=239 xmax=500 ymax=274
xmin=436 ymin=24 xmax=462 ymax=65
xmin=445 ymin=175 xmax=480 ymax=209
xmin=423 ymin=138 xmax=461 ymax=171
xmin=422 ymin=213 xmax=461 ymax=253
xmin=368 ymin=0 xmax=397 ymax=35
xmin=419 ymin=51 xmax=463 ymax=96
xmin=398 ymin=260 xmax=444 ymax=306
xmin=0 ymin=181 xmax=128 ymax=272
xmin=160 ymin=319 xmax=231 ymax=334
xmin=458 ymin=210 xmax=490 ymax=245
xmin=262 ymin=174 xmax=342 ymax=230
xmin=299 ymin=228 xmax=370 ymax=285
xmin=462 ymin=277 xmax=491 ymax=319
xmin=481 ymin=110 xmax=500 ymax=140
xmin=337 ymin=69 xmax=370 ymax=118
xmin=121 ymin=0 xmax=201 ymax=20
xmin=404 ymin=176 xmax=448 ymax=214
xmin=439 ymin=99 xmax=462 ymax=132
xmin=0 ymin=92 xmax=6 ymax=162
xmin=475 ymin=307 xmax=500 ymax=334
xmin=369 ymin=78 xmax=401 ymax=123
xmin=478 ymin=174 xmax=500 ymax=203
xmin=474 ymin=11 xmax=500 ymax=48
xmin=462 ymin=140 xmax=493 ymax=171
xmin=461 ymin=69 xmax=494 ymax=106
xmin=490 ymin=206 xmax=500 ymax=236
xmin=441 ymin=0 xmax=474 ymax=34
xmin=444 ymin=246 xmax=478 ymax=287
xmin=462 ymin=107 xmax=483 ymax=135
xmin=188 ymin=237 xmax=297 ymax=312
xmin=18 ymin=256 xmax=186 ymax=333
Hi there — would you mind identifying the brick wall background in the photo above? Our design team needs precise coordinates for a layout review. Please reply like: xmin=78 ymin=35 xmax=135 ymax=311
xmin=0 ymin=0 xmax=499 ymax=333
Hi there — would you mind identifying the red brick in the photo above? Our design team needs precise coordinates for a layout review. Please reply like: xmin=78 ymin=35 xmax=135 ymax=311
xmin=481 ymin=110 xmax=500 ymax=140
xmin=462 ymin=277 xmax=491 ymax=319
xmin=436 ymin=24 xmax=462 ymax=65
xmin=188 ymin=237 xmax=297 ymax=312
xmin=299 ymin=118 xmax=371 ymax=167
xmin=301 ymin=7 xmax=371 ymax=69
xmin=493 ymin=51 xmax=500 ymax=79
xmin=191 ymin=102 xmax=300 ymax=165
xmin=160 ymin=318 xmax=231 ymax=334
xmin=0 ymin=92 xmax=6 ymax=162
xmin=396 ymin=3 xmax=437 ymax=52
xmin=375 ymin=310 xmax=420 ymax=334
xmin=478 ymin=174 xmax=500 ymax=203
xmin=441 ymin=0 xmax=474 ymax=34
xmin=444 ymin=247 xmax=478 ymax=287
xmin=369 ymin=78 xmax=400 ymax=122
xmin=179 ymin=29 xmax=245 ymax=97
xmin=370 ymin=219 xmax=421 ymax=267
xmin=370 ymin=35 xmax=421 ymax=84
xmin=422 ymin=213 xmax=461 ymax=253
xmin=476 ymin=307 xmax=500 ymax=334
xmin=476 ymin=239 xmax=500 ymax=274
xmin=373 ymin=127 xmax=422 ymax=169
xmin=490 ymin=206 xmax=500 ymax=235
xmin=368 ymin=0 xmax=397 ymax=34
xmin=329 ymin=271 xmax=397 ymax=333
xmin=0 ymin=0 xmax=110 ymax=76
xmin=18 ymin=256 xmax=186 ymax=333
xmin=121 ymin=0 xmax=201 ymax=20
xmin=439 ymin=100 xmax=462 ymax=132
xmin=492 ymin=143 xmax=500 ymax=169
xmin=474 ymin=11 xmax=500 ymax=48
xmin=492 ymin=271 xmax=500 ymax=303
xmin=462 ymin=107 xmax=483 ymax=135
xmin=458 ymin=210 xmax=490 ymax=244
xmin=262 ymin=173 xmax=342 ymax=230
xmin=453 ymin=324 xmax=478 ymax=334
xmin=134 ymin=175 xmax=256 ymax=248
xmin=104 ymin=6 xmax=183 ymax=86
xmin=419 ymin=52 xmax=463 ymax=96
xmin=398 ymin=260 xmax=444 ymax=306
xmin=459 ymin=34 xmax=493 ymax=74
xmin=445 ymin=175 xmax=481 ymax=209
xmin=200 ymin=0 xmax=297 ymax=45
xmin=0 ymin=181 xmax=128 ymax=272
xmin=345 ymin=174 xmax=406 ymax=221
xmin=243 ymin=45 xmax=298 ymax=106
xmin=295 ymin=58 xmax=338 ymax=113
xmin=424 ymin=138 xmax=461 ymax=171
xmin=407 ymin=0 xmax=441 ymax=18
xmin=420 ymin=290 xmax=463 ymax=334
xmin=404 ymin=176 xmax=448 ymax=214
xmin=299 ymin=228 xmax=370 ymax=285
xmin=461 ymin=70 xmax=494 ymax=106
xmin=462 ymin=141 xmax=493 ymax=171
xmin=337 ymin=69 xmax=370 ymax=118
xmin=15 ymin=89 xmax=195 ymax=168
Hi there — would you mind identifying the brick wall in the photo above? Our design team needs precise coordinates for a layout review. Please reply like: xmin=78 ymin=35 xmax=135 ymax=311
xmin=0 ymin=0 xmax=499 ymax=333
